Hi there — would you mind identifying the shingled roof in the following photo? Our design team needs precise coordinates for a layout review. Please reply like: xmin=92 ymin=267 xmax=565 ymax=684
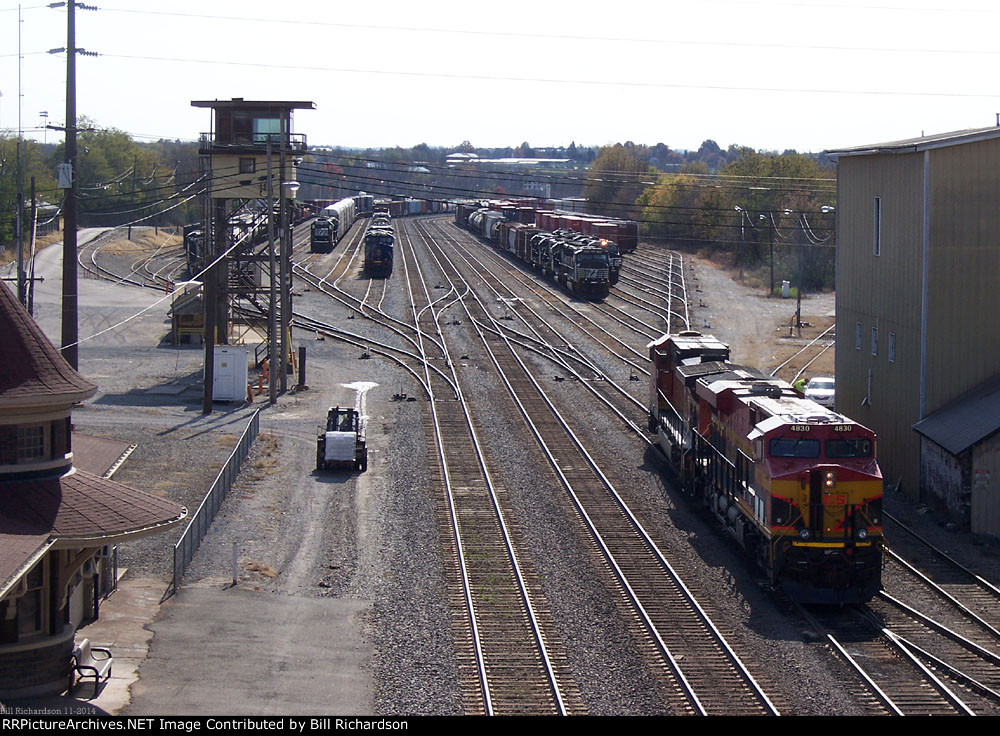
xmin=0 ymin=282 xmax=186 ymax=598
xmin=0 ymin=470 xmax=187 ymax=545
xmin=0 ymin=283 xmax=97 ymax=406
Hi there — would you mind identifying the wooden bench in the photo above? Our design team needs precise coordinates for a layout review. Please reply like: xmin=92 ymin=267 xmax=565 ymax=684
xmin=72 ymin=638 xmax=113 ymax=697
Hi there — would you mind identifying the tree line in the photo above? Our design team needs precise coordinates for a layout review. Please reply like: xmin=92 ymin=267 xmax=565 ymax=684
xmin=1 ymin=123 xmax=839 ymax=292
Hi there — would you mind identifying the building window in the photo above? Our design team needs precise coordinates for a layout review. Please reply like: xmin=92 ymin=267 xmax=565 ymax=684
xmin=239 ymin=158 xmax=255 ymax=174
xmin=873 ymin=197 xmax=881 ymax=256
xmin=252 ymin=117 xmax=281 ymax=144
xmin=871 ymin=327 xmax=878 ymax=356
xmin=17 ymin=560 xmax=47 ymax=638
xmin=889 ymin=332 xmax=896 ymax=363
xmin=856 ymin=322 xmax=862 ymax=350
xmin=16 ymin=425 xmax=47 ymax=462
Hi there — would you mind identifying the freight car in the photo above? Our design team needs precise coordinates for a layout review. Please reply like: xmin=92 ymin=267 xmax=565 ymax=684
xmin=648 ymin=331 xmax=883 ymax=604
xmin=535 ymin=210 xmax=638 ymax=253
xmin=459 ymin=206 xmax=611 ymax=300
xmin=353 ymin=192 xmax=375 ymax=217
xmin=314 ymin=197 xmax=357 ymax=252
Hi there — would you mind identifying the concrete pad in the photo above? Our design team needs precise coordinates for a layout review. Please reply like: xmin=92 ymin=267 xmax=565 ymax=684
xmin=127 ymin=587 xmax=372 ymax=715
xmin=71 ymin=577 xmax=165 ymax=712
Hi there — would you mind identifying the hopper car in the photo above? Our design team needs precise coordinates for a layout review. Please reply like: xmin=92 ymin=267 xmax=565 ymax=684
xmin=648 ymin=331 xmax=883 ymax=604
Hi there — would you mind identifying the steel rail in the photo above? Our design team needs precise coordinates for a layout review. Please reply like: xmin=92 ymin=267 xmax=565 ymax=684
xmin=792 ymin=600 xmax=904 ymax=716
xmin=417 ymin=219 xmax=777 ymax=717
xmin=884 ymin=548 xmax=1000 ymax=642
xmin=884 ymin=512 xmax=1000 ymax=598
xmin=402 ymin=221 xmax=568 ymax=715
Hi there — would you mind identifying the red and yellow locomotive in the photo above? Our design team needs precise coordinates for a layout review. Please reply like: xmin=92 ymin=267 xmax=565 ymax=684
xmin=648 ymin=332 xmax=883 ymax=604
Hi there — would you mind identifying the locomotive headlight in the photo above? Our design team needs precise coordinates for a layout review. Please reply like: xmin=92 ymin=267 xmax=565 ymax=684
xmin=857 ymin=528 xmax=869 ymax=540
xmin=824 ymin=470 xmax=836 ymax=488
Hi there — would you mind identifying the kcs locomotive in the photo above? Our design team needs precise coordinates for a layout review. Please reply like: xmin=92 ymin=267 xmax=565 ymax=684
xmin=648 ymin=331 xmax=883 ymax=604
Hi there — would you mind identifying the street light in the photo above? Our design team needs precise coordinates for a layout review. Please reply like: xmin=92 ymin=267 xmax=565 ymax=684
xmin=760 ymin=213 xmax=774 ymax=296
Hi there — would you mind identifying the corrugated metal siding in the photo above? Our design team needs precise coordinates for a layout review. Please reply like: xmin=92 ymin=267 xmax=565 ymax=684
xmin=927 ymin=139 xmax=1000 ymax=414
xmin=971 ymin=437 xmax=1000 ymax=537
xmin=835 ymin=153 xmax=924 ymax=496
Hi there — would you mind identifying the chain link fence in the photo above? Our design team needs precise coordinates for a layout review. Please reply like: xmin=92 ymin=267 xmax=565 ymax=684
xmin=169 ymin=409 xmax=260 ymax=596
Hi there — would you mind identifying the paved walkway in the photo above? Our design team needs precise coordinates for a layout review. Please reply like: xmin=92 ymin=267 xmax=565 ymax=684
xmin=127 ymin=584 xmax=372 ymax=715
xmin=9 ymin=575 xmax=373 ymax=715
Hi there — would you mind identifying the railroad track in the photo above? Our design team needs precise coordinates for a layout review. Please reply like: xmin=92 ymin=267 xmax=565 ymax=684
xmin=396 ymin=220 xmax=580 ymax=715
xmin=412 ymin=219 xmax=778 ymax=716
xmin=77 ymin=226 xmax=186 ymax=290
xmin=768 ymin=324 xmax=835 ymax=383
xmin=884 ymin=512 xmax=1000 ymax=639
xmin=794 ymin=600 xmax=977 ymax=714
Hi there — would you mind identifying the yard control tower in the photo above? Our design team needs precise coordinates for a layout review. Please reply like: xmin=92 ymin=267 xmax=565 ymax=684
xmin=191 ymin=99 xmax=315 ymax=410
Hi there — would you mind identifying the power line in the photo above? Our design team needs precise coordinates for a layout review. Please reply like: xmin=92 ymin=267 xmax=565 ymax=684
xmin=95 ymin=5 xmax=1000 ymax=56
xmin=95 ymin=53 xmax=1000 ymax=100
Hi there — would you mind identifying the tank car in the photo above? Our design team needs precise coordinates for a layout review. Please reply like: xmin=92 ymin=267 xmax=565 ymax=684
xmin=648 ymin=331 xmax=883 ymax=604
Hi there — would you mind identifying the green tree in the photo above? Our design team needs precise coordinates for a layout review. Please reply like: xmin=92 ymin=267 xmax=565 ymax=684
xmin=583 ymin=144 xmax=653 ymax=219
xmin=0 ymin=135 xmax=61 ymax=248
xmin=49 ymin=119 xmax=181 ymax=226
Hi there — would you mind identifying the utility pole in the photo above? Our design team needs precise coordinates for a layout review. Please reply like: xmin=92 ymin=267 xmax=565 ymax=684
xmin=279 ymin=116 xmax=290 ymax=393
xmin=267 ymin=140 xmax=277 ymax=406
xmin=769 ymin=219 xmax=775 ymax=298
xmin=16 ymin=4 xmax=24 ymax=306
xmin=61 ymin=0 xmax=79 ymax=369
xmin=201 ymin=151 xmax=215 ymax=414
xmin=28 ymin=177 xmax=36 ymax=316
xmin=56 ymin=0 xmax=96 ymax=368
xmin=127 ymin=154 xmax=137 ymax=240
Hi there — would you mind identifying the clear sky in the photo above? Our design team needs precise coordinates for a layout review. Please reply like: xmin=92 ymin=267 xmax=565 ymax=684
xmin=2 ymin=0 xmax=999 ymax=153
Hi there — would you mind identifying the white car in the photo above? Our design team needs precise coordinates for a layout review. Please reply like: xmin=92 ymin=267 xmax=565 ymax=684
xmin=804 ymin=376 xmax=836 ymax=408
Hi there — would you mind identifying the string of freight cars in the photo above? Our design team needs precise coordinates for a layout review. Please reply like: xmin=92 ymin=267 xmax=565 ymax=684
xmin=292 ymin=162 xmax=838 ymax=218
xmin=291 ymin=172 xmax=837 ymax=249
xmin=291 ymin=165 xmax=838 ymax=227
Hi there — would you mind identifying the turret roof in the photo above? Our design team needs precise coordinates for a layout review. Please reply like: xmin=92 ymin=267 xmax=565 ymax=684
xmin=0 ymin=283 xmax=97 ymax=406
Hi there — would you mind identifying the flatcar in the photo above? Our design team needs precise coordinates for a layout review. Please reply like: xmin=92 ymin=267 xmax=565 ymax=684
xmin=648 ymin=331 xmax=883 ymax=604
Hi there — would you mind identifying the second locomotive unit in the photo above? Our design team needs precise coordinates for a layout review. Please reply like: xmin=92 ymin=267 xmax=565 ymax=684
xmin=648 ymin=331 xmax=883 ymax=604
xmin=363 ymin=210 xmax=394 ymax=276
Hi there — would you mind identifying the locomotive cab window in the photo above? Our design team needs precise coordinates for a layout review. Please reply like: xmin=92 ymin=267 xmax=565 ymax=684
xmin=825 ymin=438 xmax=873 ymax=458
xmin=769 ymin=437 xmax=820 ymax=458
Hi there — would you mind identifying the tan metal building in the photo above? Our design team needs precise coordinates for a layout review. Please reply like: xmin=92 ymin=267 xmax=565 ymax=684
xmin=827 ymin=127 xmax=1000 ymax=517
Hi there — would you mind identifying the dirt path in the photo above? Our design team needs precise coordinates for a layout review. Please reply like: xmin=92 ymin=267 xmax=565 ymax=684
xmin=686 ymin=254 xmax=835 ymax=380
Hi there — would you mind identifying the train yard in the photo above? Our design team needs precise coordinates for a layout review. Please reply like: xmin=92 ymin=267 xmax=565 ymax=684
xmin=60 ymin=213 xmax=1000 ymax=715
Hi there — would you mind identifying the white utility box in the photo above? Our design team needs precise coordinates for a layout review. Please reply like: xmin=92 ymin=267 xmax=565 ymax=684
xmin=212 ymin=346 xmax=249 ymax=402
